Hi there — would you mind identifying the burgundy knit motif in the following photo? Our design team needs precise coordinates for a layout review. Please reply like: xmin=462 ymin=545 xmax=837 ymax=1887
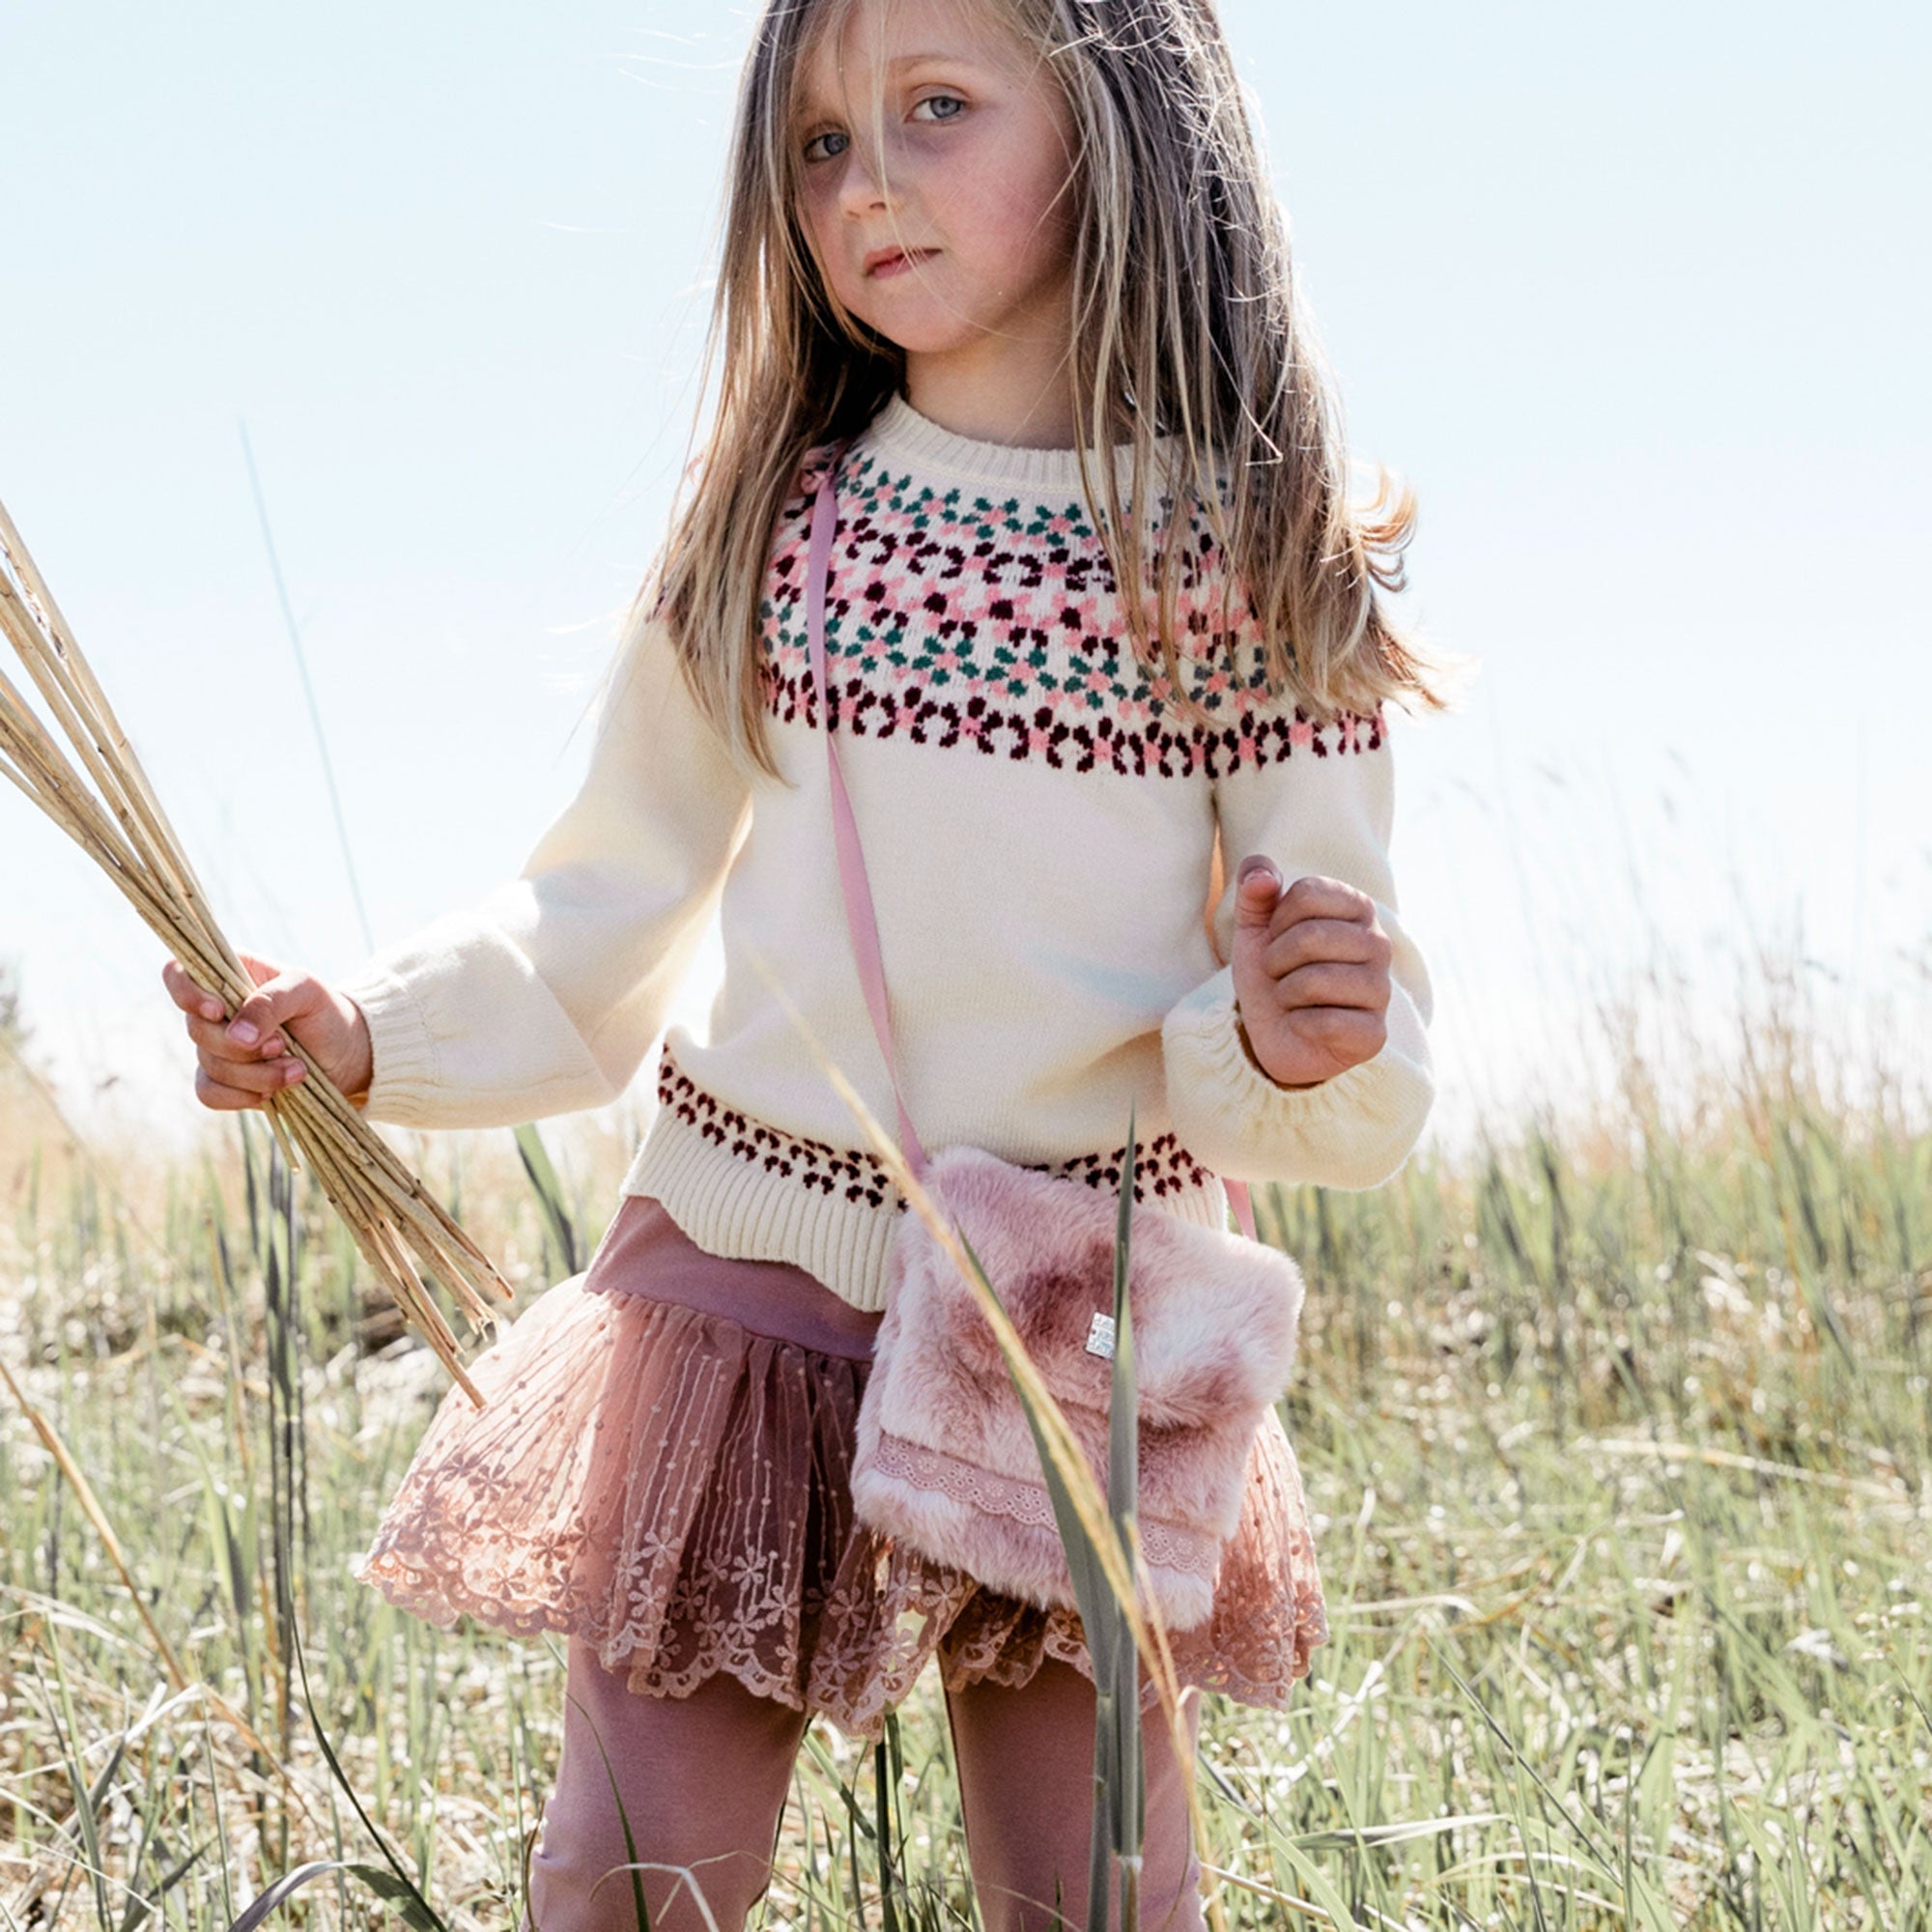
xmin=658 ymin=1043 xmax=895 ymax=1209
xmin=657 ymin=1043 xmax=1215 ymax=1212
xmin=758 ymin=446 xmax=1385 ymax=778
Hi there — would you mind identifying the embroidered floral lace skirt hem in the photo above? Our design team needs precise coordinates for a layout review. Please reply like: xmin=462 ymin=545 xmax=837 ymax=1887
xmin=352 ymin=1194 xmax=1328 ymax=1744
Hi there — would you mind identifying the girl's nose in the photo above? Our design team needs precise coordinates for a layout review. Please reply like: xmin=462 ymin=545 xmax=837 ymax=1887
xmin=834 ymin=132 xmax=895 ymax=218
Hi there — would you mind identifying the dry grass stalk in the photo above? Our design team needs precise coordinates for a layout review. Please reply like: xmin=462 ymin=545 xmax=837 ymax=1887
xmin=0 ymin=1351 xmax=319 ymax=1814
xmin=0 ymin=1353 xmax=328 ymax=1924
xmin=0 ymin=495 xmax=511 ymax=1403
xmin=747 ymin=946 xmax=1232 ymax=1932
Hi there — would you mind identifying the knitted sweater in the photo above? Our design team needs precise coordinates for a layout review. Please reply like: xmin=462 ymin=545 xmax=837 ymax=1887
xmin=339 ymin=394 xmax=1435 ymax=1313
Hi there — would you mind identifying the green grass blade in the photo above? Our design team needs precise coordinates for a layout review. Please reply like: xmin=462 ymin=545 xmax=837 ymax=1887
xmin=514 ymin=1122 xmax=583 ymax=1276
xmin=1108 ymin=1103 xmax=1138 ymax=1542
xmin=876 ymin=1726 xmax=901 ymax=1932
xmin=345 ymin=1864 xmax=448 ymax=1932
xmin=220 ymin=1860 xmax=441 ymax=1932
xmin=38 ymin=1626 xmax=113 ymax=1932
xmin=221 ymin=1860 xmax=356 ymax=1932
xmin=289 ymin=1617 xmax=452 ymax=1932
xmin=1108 ymin=1108 xmax=1144 ymax=1854
xmin=569 ymin=1683 xmax=653 ymax=1931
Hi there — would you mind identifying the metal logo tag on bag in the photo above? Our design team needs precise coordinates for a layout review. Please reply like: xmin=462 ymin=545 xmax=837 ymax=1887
xmin=1085 ymin=1312 xmax=1117 ymax=1360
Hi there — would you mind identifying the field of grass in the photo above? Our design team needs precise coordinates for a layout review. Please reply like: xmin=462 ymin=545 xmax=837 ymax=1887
xmin=2 ymin=989 xmax=1928 ymax=1931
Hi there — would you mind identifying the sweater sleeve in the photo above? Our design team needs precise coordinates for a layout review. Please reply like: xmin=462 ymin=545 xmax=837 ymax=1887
xmin=1160 ymin=707 xmax=1435 ymax=1189
xmin=335 ymin=616 xmax=754 ymax=1129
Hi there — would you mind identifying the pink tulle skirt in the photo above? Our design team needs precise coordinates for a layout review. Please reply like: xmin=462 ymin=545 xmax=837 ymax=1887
xmin=352 ymin=1194 xmax=1328 ymax=1742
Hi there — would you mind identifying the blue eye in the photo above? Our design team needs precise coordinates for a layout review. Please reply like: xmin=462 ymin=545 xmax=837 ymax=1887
xmin=802 ymin=93 xmax=963 ymax=161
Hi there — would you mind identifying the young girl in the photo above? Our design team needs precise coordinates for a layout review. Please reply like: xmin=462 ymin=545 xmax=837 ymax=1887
xmin=165 ymin=0 xmax=1445 ymax=1923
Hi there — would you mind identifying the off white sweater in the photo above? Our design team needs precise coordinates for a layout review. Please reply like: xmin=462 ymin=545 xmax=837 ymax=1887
xmin=339 ymin=396 xmax=1435 ymax=1312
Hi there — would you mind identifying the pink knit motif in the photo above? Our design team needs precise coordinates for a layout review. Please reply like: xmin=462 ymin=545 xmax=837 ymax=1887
xmin=758 ymin=445 xmax=1385 ymax=778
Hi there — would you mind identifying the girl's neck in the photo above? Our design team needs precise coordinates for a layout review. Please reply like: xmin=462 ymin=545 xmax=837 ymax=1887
xmin=902 ymin=340 xmax=1079 ymax=450
xmin=868 ymin=386 xmax=1187 ymax=498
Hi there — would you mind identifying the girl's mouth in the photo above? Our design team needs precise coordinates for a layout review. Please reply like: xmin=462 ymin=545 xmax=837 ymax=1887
xmin=865 ymin=247 xmax=936 ymax=279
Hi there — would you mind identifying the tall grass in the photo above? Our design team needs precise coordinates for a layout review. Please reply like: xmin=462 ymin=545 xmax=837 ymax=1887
xmin=2 ymin=959 xmax=1928 ymax=1928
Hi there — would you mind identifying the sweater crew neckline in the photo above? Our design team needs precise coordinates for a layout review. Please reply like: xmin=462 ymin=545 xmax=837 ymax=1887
xmin=862 ymin=392 xmax=1176 ymax=498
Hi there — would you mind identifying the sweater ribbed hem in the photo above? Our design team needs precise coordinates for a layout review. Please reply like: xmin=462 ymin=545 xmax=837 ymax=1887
xmin=620 ymin=1105 xmax=905 ymax=1313
xmin=618 ymin=1099 xmax=1236 ymax=1314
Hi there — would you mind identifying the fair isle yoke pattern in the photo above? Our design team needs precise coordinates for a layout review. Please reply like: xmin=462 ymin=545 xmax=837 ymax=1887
xmin=656 ymin=1040 xmax=1216 ymax=1214
xmin=758 ymin=442 xmax=1385 ymax=778
xmin=339 ymin=391 xmax=1436 ymax=1316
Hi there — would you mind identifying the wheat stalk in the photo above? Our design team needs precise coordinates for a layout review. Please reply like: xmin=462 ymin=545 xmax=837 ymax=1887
xmin=0 ymin=495 xmax=511 ymax=1404
xmin=746 ymin=945 xmax=1233 ymax=1932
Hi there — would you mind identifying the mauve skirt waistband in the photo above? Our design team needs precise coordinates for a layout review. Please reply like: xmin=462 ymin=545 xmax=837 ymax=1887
xmin=579 ymin=1193 xmax=882 ymax=1361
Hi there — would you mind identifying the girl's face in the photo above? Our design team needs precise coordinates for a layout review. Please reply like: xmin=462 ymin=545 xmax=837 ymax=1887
xmin=793 ymin=0 xmax=1080 ymax=407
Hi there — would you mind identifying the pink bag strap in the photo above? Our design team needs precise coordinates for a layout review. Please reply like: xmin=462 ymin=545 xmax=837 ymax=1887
xmin=808 ymin=461 xmax=930 ymax=1181
xmin=807 ymin=448 xmax=1259 ymax=1243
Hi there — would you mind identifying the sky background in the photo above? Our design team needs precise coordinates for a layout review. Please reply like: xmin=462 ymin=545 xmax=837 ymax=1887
xmin=4 ymin=0 xmax=1928 ymax=1169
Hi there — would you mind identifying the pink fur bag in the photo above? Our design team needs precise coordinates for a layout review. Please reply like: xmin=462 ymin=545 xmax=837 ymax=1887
xmin=805 ymin=449 xmax=1307 ymax=1631
xmin=852 ymin=1147 xmax=1303 ymax=1629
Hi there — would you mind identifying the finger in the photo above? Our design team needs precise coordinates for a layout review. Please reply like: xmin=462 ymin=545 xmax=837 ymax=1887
xmin=1270 ymin=959 xmax=1390 ymax=1013
xmin=185 ymin=1011 xmax=295 ymax=1063
xmin=1270 ymin=874 xmax=1375 ymax=935
xmin=196 ymin=1066 xmax=305 ymax=1113
xmin=195 ymin=1065 xmax=286 ymax=1112
xmin=1233 ymin=855 xmax=1285 ymax=931
xmin=224 ymin=970 xmax=327 ymax=1053
xmin=198 ymin=1049 xmax=307 ymax=1098
xmin=195 ymin=1066 xmax=261 ymax=1111
xmin=1271 ymin=1002 xmax=1389 ymax=1063
xmin=218 ymin=951 xmax=290 ymax=1041
xmin=161 ymin=957 xmax=227 ymax=1024
xmin=1262 ymin=917 xmax=1392 ymax=980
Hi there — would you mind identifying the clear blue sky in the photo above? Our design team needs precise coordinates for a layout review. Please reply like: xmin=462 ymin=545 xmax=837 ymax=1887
xmin=6 ymin=0 xmax=1928 ymax=1158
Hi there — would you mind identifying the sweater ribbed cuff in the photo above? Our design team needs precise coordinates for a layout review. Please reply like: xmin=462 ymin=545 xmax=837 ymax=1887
xmin=336 ymin=959 xmax=441 ymax=1127
xmin=1161 ymin=965 xmax=1433 ymax=1190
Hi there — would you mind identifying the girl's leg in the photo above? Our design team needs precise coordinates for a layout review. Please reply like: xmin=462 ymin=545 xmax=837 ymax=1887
xmin=522 ymin=1636 xmax=810 ymax=1932
xmin=944 ymin=1658 xmax=1207 ymax=1932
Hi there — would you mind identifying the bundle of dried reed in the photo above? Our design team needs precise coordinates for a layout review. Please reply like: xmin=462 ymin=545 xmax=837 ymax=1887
xmin=0 ymin=497 xmax=510 ymax=1404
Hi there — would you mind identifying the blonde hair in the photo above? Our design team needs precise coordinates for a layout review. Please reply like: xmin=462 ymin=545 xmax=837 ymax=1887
xmin=640 ymin=0 xmax=1457 ymax=785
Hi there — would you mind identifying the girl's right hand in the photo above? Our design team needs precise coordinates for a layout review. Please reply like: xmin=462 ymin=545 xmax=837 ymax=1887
xmin=161 ymin=951 xmax=375 ymax=1112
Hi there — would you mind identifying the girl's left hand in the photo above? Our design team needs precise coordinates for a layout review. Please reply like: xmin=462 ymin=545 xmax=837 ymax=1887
xmin=1230 ymin=856 xmax=1392 ymax=1090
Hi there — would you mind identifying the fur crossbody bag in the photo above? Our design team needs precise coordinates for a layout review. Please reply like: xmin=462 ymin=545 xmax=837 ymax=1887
xmin=805 ymin=448 xmax=1306 ymax=1633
